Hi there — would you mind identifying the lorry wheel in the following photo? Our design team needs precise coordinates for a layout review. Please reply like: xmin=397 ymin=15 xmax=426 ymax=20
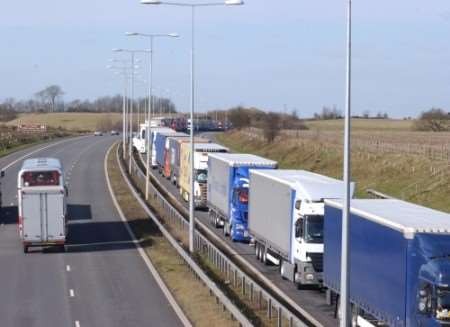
xmin=255 ymin=243 xmax=260 ymax=259
xmin=280 ymin=261 xmax=286 ymax=279
xmin=23 ymin=245 xmax=28 ymax=254
xmin=351 ymin=305 xmax=359 ymax=327
xmin=223 ymin=223 xmax=230 ymax=237
xmin=262 ymin=248 xmax=268 ymax=265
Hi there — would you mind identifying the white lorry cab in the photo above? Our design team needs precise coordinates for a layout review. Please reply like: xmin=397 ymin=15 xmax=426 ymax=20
xmin=248 ymin=170 xmax=355 ymax=287
xmin=18 ymin=158 xmax=68 ymax=253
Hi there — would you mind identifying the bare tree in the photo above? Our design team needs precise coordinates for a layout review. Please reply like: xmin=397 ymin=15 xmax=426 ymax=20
xmin=35 ymin=85 xmax=64 ymax=112
xmin=414 ymin=108 xmax=450 ymax=131
xmin=263 ymin=112 xmax=280 ymax=143
xmin=229 ymin=106 xmax=251 ymax=130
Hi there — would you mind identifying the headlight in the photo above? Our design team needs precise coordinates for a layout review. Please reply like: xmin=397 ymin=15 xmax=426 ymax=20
xmin=305 ymin=273 xmax=315 ymax=281
xmin=418 ymin=301 xmax=426 ymax=313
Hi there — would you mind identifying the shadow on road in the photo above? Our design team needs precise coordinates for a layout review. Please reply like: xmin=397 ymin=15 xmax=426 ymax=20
xmin=66 ymin=219 xmax=153 ymax=253
xmin=67 ymin=204 xmax=92 ymax=221
xmin=1 ymin=206 xmax=18 ymax=225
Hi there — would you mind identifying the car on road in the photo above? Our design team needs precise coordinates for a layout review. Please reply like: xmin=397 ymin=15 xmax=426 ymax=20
xmin=18 ymin=158 xmax=68 ymax=253
xmin=110 ymin=130 xmax=119 ymax=136
xmin=94 ymin=131 xmax=103 ymax=136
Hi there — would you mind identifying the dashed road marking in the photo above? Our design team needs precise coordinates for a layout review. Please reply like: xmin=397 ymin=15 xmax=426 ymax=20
xmin=66 ymin=265 xmax=71 ymax=272
xmin=69 ymin=289 xmax=75 ymax=297
xmin=75 ymin=321 xmax=80 ymax=327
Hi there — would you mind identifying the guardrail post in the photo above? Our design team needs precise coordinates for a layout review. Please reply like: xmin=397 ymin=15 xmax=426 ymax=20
xmin=267 ymin=298 xmax=272 ymax=320
xmin=258 ymin=290 xmax=262 ymax=309
xmin=234 ymin=270 xmax=238 ymax=288
xmin=277 ymin=306 xmax=282 ymax=327
xmin=250 ymin=283 xmax=254 ymax=302
xmin=242 ymin=276 xmax=246 ymax=296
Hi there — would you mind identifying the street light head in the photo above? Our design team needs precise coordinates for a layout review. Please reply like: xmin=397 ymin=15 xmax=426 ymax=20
xmin=225 ymin=0 xmax=244 ymax=5
xmin=112 ymin=48 xmax=123 ymax=52
xmin=126 ymin=32 xmax=139 ymax=36
xmin=168 ymin=33 xmax=179 ymax=38
xmin=141 ymin=0 xmax=161 ymax=4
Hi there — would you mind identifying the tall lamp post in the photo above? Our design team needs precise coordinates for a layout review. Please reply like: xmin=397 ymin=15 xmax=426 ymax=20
xmin=341 ymin=1 xmax=352 ymax=326
xmin=113 ymin=48 xmax=151 ymax=172
xmin=141 ymin=0 xmax=244 ymax=254
xmin=126 ymin=32 xmax=179 ymax=201
xmin=108 ymin=61 xmax=140 ymax=159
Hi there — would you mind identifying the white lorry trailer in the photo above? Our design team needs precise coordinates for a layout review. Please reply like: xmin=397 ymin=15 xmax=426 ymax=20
xmin=18 ymin=158 xmax=68 ymax=253
xmin=248 ymin=170 xmax=354 ymax=286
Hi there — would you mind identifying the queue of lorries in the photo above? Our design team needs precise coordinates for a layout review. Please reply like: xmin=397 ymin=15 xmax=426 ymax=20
xmin=133 ymin=121 xmax=450 ymax=327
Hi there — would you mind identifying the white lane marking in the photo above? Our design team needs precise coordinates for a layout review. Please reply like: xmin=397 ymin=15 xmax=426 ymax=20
xmin=1 ymin=137 xmax=86 ymax=172
xmin=69 ymin=289 xmax=75 ymax=297
xmin=75 ymin=321 xmax=80 ymax=327
xmin=104 ymin=143 xmax=192 ymax=327
xmin=66 ymin=265 xmax=71 ymax=272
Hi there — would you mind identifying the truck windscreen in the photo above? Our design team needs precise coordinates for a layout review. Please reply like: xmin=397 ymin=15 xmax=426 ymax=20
xmin=195 ymin=169 xmax=208 ymax=183
xmin=304 ymin=216 xmax=324 ymax=244
xmin=22 ymin=171 xmax=60 ymax=187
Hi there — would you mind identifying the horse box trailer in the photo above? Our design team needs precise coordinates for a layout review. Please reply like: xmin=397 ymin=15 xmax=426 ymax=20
xmin=18 ymin=158 xmax=68 ymax=253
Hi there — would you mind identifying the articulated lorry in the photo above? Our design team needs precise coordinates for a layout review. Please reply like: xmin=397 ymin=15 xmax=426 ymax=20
xmin=18 ymin=158 xmax=67 ymax=253
xmin=324 ymin=199 xmax=450 ymax=327
xmin=179 ymin=143 xmax=228 ymax=209
xmin=167 ymin=136 xmax=209 ymax=184
xmin=207 ymin=153 xmax=277 ymax=242
xmin=132 ymin=121 xmax=173 ymax=155
xmin=249 ymin=170 xmax=354 ymax=286
xmin=149 ymin=128 xmax=176 ymax=167
xmin=154 ymin=131 xmax=187 ymax=174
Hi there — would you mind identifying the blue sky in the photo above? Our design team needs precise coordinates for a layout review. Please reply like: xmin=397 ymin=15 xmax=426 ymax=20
xmin=1 ymin=1 xmax=449 ymax=118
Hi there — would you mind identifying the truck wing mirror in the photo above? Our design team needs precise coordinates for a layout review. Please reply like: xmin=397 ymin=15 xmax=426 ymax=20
xmin=0 ymin=170 xmax=5 ymax=178
xmin=65 ymin=185 xmax=69 ymax=197
xmin=295 ymin=200 xmax=301 ymax=210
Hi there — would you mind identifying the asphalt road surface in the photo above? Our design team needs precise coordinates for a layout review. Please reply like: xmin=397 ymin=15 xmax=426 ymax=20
xmin=0 ymin=136 xmax=183 ymax=327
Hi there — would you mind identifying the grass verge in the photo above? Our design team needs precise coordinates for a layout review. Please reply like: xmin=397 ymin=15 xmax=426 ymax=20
xmin=217 ymin=130 xmax=450 ymax=213
xmin=107 ymin=143 xmax=239 ymax=327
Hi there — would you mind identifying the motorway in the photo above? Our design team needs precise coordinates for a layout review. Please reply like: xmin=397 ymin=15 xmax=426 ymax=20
xmin=0 ymin=136 xmax=183 ymax=327
xmin=143 ymin=132 xmax=338 ymax=327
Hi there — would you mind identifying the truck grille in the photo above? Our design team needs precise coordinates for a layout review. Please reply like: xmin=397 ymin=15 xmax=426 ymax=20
xmin=306 ymin=252 xmax=323 ymax=272
xmin=199 ymin=183 xmax=207 ymax=202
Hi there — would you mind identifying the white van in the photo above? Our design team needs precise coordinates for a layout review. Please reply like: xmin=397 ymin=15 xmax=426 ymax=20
xmin=18 ymin=158 xmax=68 ymax=253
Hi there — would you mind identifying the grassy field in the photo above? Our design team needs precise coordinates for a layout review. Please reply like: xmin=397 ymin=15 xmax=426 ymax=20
xmin=217 ymin=129 xmax=450 ymax=213
xmin=304 ymin=118 xmax=414 ymax=131
xmin=6 ymin=113 xmax=123 ymax=132
xmin=0 ymin=125 xmax=73 ymax=157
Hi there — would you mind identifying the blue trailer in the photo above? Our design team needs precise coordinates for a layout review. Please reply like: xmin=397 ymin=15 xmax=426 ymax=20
xmin=324 ymin=199 xmax=450 ymax=327
xmin=154 ymin=131 xmax=186 ymax=173
xmin=207 ymin=153 xmax=277 ymax=242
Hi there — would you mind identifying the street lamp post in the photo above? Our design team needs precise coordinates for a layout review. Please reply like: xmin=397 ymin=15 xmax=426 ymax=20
xmin=126 ymin=32 xmax=179 ymax=200
xmin=141 ymin=0 xmax=244 ymax=254
xmin=113 ymin=48 xmax=151 ymax=172
xmin=341 ymin=1 xmax=352 ymax=326
xmin=108 ymin=61 xmax=139 ymax=159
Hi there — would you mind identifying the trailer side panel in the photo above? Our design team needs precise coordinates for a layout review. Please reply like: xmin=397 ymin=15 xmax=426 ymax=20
xmin=248 ymin=171 xmax=293 ymax=258
xmin=323 ymin=204 xmax=408 ymax=326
